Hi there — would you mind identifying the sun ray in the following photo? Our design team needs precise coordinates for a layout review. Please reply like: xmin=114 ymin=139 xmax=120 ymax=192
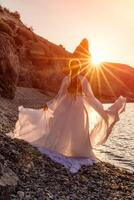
xmin=88 ymin=67 xmax=97 ymax=96
xmin=79 ymin=60 xmax=91 ymax=74
xmin=76 ymin=43 xmax=91 ymax=55
xmin=104 ymin=62 xmax=132 ymax=75
xmin=73 ymin=51 xmax=89 ymax=60
xmin=96 ymin=67 xmax=102 ymax=99
xmin=103 ymin=65 xmax=130 ymax=91
xmin=99 ymin=65 xmax=116 ymax=98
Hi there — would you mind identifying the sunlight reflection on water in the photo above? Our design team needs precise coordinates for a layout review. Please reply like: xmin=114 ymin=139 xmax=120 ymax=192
xmin=95 ymin=103 xmax=134 ymax=172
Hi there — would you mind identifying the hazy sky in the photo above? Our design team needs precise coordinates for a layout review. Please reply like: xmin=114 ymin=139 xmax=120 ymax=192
xmin=1 ymin=0 xmax=134 ymax=66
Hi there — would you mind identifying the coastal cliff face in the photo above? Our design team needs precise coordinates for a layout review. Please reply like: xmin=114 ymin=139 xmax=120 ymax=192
xmin=0 ymin=5 xmax=70 ymax=98
xmin=0 ymin=5 xmax=134 ymax=101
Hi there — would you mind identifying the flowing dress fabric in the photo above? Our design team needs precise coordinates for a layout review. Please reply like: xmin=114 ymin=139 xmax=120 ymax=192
xmin=12 ymin=75 xmax=126 ymax=172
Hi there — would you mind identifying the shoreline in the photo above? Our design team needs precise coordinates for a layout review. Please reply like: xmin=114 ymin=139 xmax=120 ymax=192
xmin=41 ymin=90 xmax=134 ymax=104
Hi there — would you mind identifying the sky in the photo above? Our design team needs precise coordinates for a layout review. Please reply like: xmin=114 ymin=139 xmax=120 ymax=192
xmin=1 ymin=0 xmax=134 ymax=66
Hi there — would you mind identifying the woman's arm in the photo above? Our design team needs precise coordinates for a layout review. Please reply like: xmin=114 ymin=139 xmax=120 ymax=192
xmin=83 ymin=78 xmax=108 ymax=121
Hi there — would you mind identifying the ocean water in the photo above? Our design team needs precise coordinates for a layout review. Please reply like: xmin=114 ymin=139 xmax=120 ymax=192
xmin=95 ymin=103 xmax=134 ymax=172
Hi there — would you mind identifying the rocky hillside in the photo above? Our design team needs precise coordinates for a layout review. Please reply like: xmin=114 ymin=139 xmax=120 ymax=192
xmin=0 ymin=5 xmax=70 ymax=99
xmin=0 ymin=5 xmax=134 ymax=102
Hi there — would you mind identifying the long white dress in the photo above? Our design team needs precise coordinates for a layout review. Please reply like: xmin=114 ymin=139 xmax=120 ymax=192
xmin=12 ymin=75 xmax=126 ymax=172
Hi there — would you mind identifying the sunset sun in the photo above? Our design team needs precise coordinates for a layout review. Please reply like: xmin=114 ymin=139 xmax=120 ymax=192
xmin=92 ymin=54 xmax=103 ymax=65
xmin=91 ymin=49 xmax=105 ymax=66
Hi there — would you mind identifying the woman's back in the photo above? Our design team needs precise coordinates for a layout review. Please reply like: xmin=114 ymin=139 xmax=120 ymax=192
xmin=67 ymin=75 xmax=85 ymax=96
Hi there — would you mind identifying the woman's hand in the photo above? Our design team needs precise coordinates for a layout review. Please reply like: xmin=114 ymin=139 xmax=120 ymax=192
xmin=43 ymin=104 xmax=48 ymax=111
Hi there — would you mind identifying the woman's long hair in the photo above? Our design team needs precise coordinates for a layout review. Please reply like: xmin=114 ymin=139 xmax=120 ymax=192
xmin=67 ymin=59 xmax=82 ymax=97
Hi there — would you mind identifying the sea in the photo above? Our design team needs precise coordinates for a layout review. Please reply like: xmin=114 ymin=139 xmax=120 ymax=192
xmin=95 ymin=103 xmax=134 ymax=172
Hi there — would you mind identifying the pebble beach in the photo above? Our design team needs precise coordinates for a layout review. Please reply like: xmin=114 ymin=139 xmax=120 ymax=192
xmin=0 ymin=87 xmax=133 ymax=200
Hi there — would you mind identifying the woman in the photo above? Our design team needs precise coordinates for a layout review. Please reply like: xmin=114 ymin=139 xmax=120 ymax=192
xmin=12 ymin=59 xmax=126 ymax=172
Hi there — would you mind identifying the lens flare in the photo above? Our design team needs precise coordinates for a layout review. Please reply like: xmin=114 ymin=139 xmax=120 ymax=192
xmin=92 ymin=54 xmax=103 ymax=65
